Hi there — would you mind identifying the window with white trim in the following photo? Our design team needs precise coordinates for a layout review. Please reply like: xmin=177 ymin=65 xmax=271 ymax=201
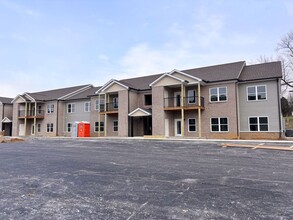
xmin=144 ymin=94 xmax=152 ymax=105
xmin=95 ymin=99 xmax=99 ymax=110
xmin=84 ymin=102 xmax=91 ymax=112
xmin=249 ymin=117 xmax=268 ymax=131
xmin=211 ymin=117 xmax=228 ymax=132
xmin=47 ymin=104 xmax=54 ymax=114
xmin=67 ymin=103 xmax=76 ymax=113
xmin=46 ymin=123 xmax=54 ymax=133
xmin=188 ymin=90 xmax=196 ymax=104
xmin=67 ymin=122 xmax=72 ymax=132
xmin=113 ymin=97 xmax=118 ymax=109
xmin=113 ymin=120 xmax=118 ymax=132
xmin=210 ymin=87 xmax=227 ymax=102
xmin=188 ymin=118 xmax=196 ymax=132
xmin=37 ymin=123 xmax=41 ymax=133
xmin=247 ymin=85 xmax=266 ymax=101
xmin=95 ymin=122 xmax=104 ymax=132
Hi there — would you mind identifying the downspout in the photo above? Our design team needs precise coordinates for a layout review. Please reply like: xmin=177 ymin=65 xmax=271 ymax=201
xmin=277 ymin=78 xmax=282 ymax=139
xmin=198 ymin=83 xmax=202 ymax=138
xmin=181 ymin=83 xmax=185 ymax=137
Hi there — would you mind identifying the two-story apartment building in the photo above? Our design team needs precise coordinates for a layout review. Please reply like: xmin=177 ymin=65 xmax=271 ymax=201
xmin=11 ymin=84 xmax=94 ymax=137
xmin=0 ymin=97 xmax=13 ymax=136
xmin=9 ymin=60 xmax=283 ymax=140
xmin=96 ymin=61 xmax=282 ymax=139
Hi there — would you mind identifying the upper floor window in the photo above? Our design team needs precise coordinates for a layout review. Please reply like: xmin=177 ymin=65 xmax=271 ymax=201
xmin=211 ymin=117 xmax=228 ymax=132
xmin=144 ymin=94 xmax=152 ymax=105
xmin=247 ymin=85 xmax=267 ymax=101
xmin=84 ymin=102 xmax=91 ymax=112
xmin=67 ymin=103 xmax=76 ymax=113
xmin=47 ymin=104 xmax=54 ymax=114
xmin=188 ymin=90 xmax=196 ymax=104
xmin=95 ymin=99 xmax=99 ymax=110
xmin=210 ymin=87 xmax=227 ymax=102
xmin=249 ymin=116 xmax=268 ymax=131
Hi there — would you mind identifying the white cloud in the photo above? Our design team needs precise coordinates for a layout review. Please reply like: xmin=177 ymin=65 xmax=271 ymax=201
xmin=0 ymin=0 xmax=40 ymax=17
xmin=98 ymin=54 xmax=110 ymax=64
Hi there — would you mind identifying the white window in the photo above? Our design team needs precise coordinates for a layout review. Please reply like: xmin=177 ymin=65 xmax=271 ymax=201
xmin=47 ymin=104 xmax=54 ymax=114
xmin=188 ymin=118 xmax=196 ymax=132
xmin=249 ymin=117 xmax=268 ymax=131
xmin=67 ymin=123 xmax=72 ymax=132
xmin=188 ymin=90 xmax=196 ymax=104
xmin=113 ymin=120 xmax=118 ymax=132
xmin=95 ymin=99 xmax=99 ymax=110
xmin=210 ymin=87 xmax=227 ymax=102
xmin=211 ymin=117 xmax=228 ymax=132
xmin=37 ymin=123 xmax=41 ymax=133
xmin=46 ymin=123 xmax=54 ymax=133
xmin=67 ymin=103 xmax=76 ymax=113
xmin=247 ymin=85 xmax=267 ymax=101
xmin=84 ymin=102 xmax=91 ymax=112
xmin=95 ymin=122 xmax=104 ymax=132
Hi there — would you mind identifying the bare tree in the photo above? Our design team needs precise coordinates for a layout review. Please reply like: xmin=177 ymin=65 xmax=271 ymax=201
xmin=277 ymin=31 xmax=293 ymax=90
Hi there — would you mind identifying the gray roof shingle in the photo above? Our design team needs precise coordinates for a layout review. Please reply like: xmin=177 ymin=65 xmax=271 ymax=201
xmin=0 ymin=97 xmax=13 ymax=104
xmin=239 ymin=61 xmax=282 ymax=81
xmin=26 ymin=84 xmax=92 ymax=101
xmin=64 ymin=86 xmax=101 ymax=100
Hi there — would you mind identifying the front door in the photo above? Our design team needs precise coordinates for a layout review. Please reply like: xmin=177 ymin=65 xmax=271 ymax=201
xmin=31 ymin=124 xmax=35 ymax=135
xmin=175 ymin=119 xmax=182 ymax=136
xmin=174 ymin=92 xmax=181 ymax=107
xmin=19 ymin=124 xmax=25 ymax=136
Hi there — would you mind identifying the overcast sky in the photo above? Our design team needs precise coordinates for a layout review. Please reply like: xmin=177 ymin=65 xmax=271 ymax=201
xmin=0 ymin=0 xmax=292 ymax=97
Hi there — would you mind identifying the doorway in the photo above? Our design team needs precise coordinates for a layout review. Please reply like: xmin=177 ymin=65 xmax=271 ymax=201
xmin=174 ymin=119 xmax=182 ymax=136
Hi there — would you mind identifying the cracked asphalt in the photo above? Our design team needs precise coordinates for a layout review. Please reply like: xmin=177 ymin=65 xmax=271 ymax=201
xmin=0 ymin=138 xmax=292 ymax=219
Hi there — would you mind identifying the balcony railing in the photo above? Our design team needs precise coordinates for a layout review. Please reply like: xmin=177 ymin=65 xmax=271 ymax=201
xmin=164 ymin=96 xmax=204 ymax=108
xmin=100 ymin=102 xmax=119 ymax=113
xmin=18 ymin=110 xmax=45 ymax=118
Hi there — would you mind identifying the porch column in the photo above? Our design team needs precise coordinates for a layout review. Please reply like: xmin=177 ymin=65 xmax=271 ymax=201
xmin=24 ymin=102 xmax=28 ymax=136
xmin=181 ymin=83 xmax=185 ymax=137
xmin=198 ymin=83 xmax=202 ymax=138
xmin=33 ymin=102 xmax=37 ymax=135
xmin=98 ymin=94 xmax=101 ymax=137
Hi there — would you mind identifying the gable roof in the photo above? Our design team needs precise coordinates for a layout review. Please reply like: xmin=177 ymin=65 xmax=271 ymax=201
xmin=96 ymin=79 xmax=129 ymax=94
xmin=149 ymin=73 xmax=187 ymax=87
xmin=239 ymin=61 xmax=282 ymax=81
xmin=24 ymin=84 xmax=93 ymax=101
xmin=63 ymin=86 xmax=101 ymax=100
xmin=0 ymin=97 xmax=13 ymax=104
xmin=183 ymin=61 xmax=246 ymax=82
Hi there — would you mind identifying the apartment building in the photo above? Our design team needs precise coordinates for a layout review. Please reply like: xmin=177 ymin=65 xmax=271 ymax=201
xmin=0 ymin=97 xmax=13 ymax=136
xmin=9 ymin=60 xmax=283 ymax=139
xmin=11 ymin=85 xmax=93 ymax=137
xmin=96 ymin=61 xmax=282 ymax=140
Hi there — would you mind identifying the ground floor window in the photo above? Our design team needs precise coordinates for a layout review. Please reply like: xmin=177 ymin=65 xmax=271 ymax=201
xmin=211 ymin=117 xmax=228 ymax=132
xmin=188 ymin=118 xmax=196 ymax=132
xmin=113 ymin=120 xmax=118 ymax=132
xmin=67 ymin=123 xmax=72 ymax=132
xmin=37 ymin=123 xmax=41 ymax=133
xmin=249 ymin=116 xmax=268 ymax=131
xmin=95 ymin=122 xmax=104 ymax=132
xmin=47 ymin=123 xmax=54 ymax=133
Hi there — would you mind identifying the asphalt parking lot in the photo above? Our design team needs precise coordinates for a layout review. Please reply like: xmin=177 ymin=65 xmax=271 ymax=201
xmin=0 ymin=138 xmax=292 ymax=219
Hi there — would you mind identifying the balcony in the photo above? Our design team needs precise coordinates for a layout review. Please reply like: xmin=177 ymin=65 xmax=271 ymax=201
xmin=18 ymin=110 xmax=45 ymax=119
xmin=164 ymin=96 xmax=205 ymax=110
xmin=99 ymin=102 xmax=119 ymax=114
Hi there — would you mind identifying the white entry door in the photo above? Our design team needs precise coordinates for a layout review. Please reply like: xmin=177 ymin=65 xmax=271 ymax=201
xmin=174 ymin=119 xmax=182 ymax=136
xmin=19 ymin=124 xmax=25 ymax=136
